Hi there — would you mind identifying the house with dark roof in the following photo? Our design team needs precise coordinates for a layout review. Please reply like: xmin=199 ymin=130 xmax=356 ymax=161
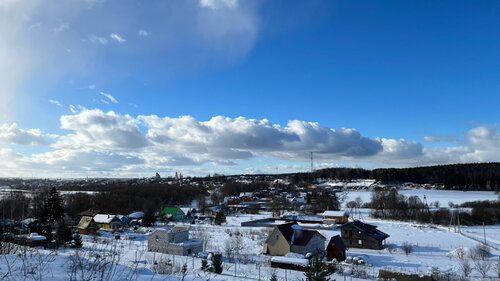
xmin=340 ymin=220 xmax=389 ymax=250
xmin=326 ymin=235 xmax=346 ymax=261
xmin=264 ymin=223 xmax=326 ymax=256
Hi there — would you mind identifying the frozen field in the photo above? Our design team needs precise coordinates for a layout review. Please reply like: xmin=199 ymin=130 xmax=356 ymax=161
xmin=340 ymin=189 xmax=498 ymax=207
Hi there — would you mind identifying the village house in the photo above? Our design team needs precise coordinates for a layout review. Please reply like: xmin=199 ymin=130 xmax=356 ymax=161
xmin=326 ymin=235 xmax=346 ymax=261
xmin=340 ymin=220 xmax=389 ymax=250
xmin=161 ymin=207 xmax=185 ymax=221
xmin=77 ymin=216 xmax=98 ymax=235
xmin=148 ymin=227 xmax=203 ymax=256
xmin=264 ymin=223 xmax=326 ymax=256
xmin=323 ymin=210 xmax=349 ymax=224
xmin=180 ymin=208 xmax=197 ymax=220
xmin=93 ymin=214 xmax=122 ymax=230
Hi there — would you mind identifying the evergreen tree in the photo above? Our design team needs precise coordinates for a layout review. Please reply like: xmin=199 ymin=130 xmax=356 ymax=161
xmin=201 ymin=259 xmax=209 ymax=271
xmin=214 ymin=211 xmax=226 ymax=226
xmin=212 ymin=253 xmax=223 ymax=274
xmin=56 ymin=221 xmax=72 ymax=246
xmin=42 ymin=225 xmax=53 ymax=242
xmin=40 ymin=187 xmax=64 ymax=223
xmin=142 ymin=208 xmax=156 ymax=226
xmin=304 ymin=253 xmax=331 ymax=281
xmin=72 ymin=233 xmax=83 ymax=248
xmin=270 ymin=272 xmax=278 ymax=281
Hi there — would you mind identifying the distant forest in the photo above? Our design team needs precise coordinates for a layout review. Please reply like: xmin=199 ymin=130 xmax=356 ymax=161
xmin=287 ymin=163 xmax=500 ymax=191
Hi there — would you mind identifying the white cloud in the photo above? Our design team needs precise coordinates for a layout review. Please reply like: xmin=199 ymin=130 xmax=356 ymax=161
xmin=87 ymin=34 xmax=108 ymax=45
xmin=138 ymin=29 xmax=150 ymax=37
xmin=99 ymin=91 xmax=118 ymax=103
xmin=48 ymin=99 xmax=62 ymax=107
xmin=199 ymin=0 xmax=238 ymax=10
xmin=88 ymin=84 xmax=96 ymax=90
xmin=109 ymin=33 xmax=125 ymax=43
xmin=56 ymin=109 xmax=149 ymax=150
xmin=4 ymin=108 xmax=500 ymax=177
xmin=53 ymin=22 xmax=69 ymax=33
xmin=423 ymin=134 xmax=458 ymax=143
xmin=0 ymin=123 xmax=52 ymax=145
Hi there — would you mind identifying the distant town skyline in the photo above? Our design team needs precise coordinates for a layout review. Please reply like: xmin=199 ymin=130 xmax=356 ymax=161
xmin=0 ymin=0 xmax=499 ymax=177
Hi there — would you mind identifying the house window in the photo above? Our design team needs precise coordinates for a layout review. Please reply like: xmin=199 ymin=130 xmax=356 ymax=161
xmin=349 ymin=240 xmax=352 ymax=245
xmin=349 ymin=230 xmax=352 ymax=237
xmin=358 ymin=240 xmax=363 ymax=245
xmin=276 ymin=235 xmax=279 ymax=240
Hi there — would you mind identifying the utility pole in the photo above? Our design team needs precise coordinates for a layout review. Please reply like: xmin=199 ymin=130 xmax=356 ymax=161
xmin=483 ymin=222 xmax=487 ymax=244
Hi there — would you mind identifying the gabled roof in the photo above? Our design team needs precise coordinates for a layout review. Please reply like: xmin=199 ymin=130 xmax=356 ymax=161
xmin=93 ymin=214 xmax=120 ymax=224
xmin=162 ymin=207 xmax=183 ymax=216
xmin=342 ymin=220 xmax=389 ymax=241
xmin=327 ymin=235 xmax=346 ymax=252
xmin=275 ymin=223 xmax=325 ymax=246
xmin=323 ymin=211 xmax=348 ymax=217
xmin=78 ymin=209 xmax=102 ymax=217
xmin=77 ymin=216 xmax=96 ymax=229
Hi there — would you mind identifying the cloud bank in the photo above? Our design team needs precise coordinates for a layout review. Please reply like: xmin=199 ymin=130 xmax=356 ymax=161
xmin=0 ymin=109 xmax=499 ymax=177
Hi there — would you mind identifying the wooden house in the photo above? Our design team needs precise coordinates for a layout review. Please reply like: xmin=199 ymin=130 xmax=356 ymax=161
xmin=264 ymin=223 xmax=326 ymax=256
xmin=77 ymin=216 xmax=97 ymax=235
xmin=93 ymin=214 xmax=122 ymax=230
xmin=340 ymin=220 xmax=389 ymax=250
xmin=323 ymin=210 xmax=349 ymax=224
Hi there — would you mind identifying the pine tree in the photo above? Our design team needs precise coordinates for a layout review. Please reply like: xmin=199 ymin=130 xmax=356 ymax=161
xmin=304 ymin=253 xmax=331 ymax=281
xmin=212 ymin=253 xmax=223 ymax=274
xmin=40 ymin=187 xmax=64 ymax=223
xmin=214 ymin=211 xmax=226 ymax=226
xmin=72 ymin=233 xmax=83 ymax=248
xmin=270 ymin=272 xmax=278 ymax=281
xmin=56 ymin=221 xmax=72 ymax=246
xmin=201 ymin=259 xmax=209 ymax=271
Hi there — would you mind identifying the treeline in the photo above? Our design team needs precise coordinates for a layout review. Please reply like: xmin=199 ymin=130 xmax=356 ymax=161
xmin=368 ymin=189 xmax=500 ymax=225
xmin=287 ymin=163 xmax=500 ymax=191
xmin=0 ymin=183 xmax=207 ymax=220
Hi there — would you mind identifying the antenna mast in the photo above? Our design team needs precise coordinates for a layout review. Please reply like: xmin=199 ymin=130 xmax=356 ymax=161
xmin=310 ymin=152 xmax=314 ymax=173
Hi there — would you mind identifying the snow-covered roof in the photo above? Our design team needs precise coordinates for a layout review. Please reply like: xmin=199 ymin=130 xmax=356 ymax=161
xmin=28 ymin=233 xmax=46 ymax=241
xmin=127 ymin=211 xmax=144 ymax=219
xmin=270 ymin=257 xmax=309 ymax=266
xmin=323 ymin=211 xmax=347 ymax=217
xmin=94 ymin=214 xmax=118 ymax=224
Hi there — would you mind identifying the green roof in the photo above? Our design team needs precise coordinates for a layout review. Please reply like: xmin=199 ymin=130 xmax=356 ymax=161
xmin=161 ymin=207 xmax=183 ymax=216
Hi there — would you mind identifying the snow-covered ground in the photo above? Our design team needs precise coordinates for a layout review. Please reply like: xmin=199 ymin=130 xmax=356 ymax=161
xmin=339 ymin=189 xmax=498 ymax=207
xmin=1 ymin=188 xmax=500 ymax=280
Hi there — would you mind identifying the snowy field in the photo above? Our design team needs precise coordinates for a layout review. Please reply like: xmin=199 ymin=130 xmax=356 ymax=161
xmin=1 ymin=188 xmax=500 ymax=280
xmin=339 ymin=189 xmax=498 ymax=207
xmin=4 ymin=212 xmax=500 ymax=280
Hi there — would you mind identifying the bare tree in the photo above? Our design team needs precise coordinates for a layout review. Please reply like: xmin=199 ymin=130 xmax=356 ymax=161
xmin=473 ymin=259 xmax=492 ymax=278
xmin=459 ymin=258 xmax=472 ymax=278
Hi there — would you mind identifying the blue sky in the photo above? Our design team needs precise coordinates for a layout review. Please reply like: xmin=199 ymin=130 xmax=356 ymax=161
xmin=1 ymin=0 xmax=499 ymax=177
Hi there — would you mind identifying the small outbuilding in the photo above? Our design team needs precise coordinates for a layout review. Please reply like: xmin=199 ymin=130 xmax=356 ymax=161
xmin=326 ymin=235 xmax=346 ymax=261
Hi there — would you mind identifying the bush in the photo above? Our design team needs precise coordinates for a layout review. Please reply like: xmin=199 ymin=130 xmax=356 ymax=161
xmin=402 ymin=242 xmax=413 ymax=256
xmin=212 ymin=253 xmax=223 ymax=274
